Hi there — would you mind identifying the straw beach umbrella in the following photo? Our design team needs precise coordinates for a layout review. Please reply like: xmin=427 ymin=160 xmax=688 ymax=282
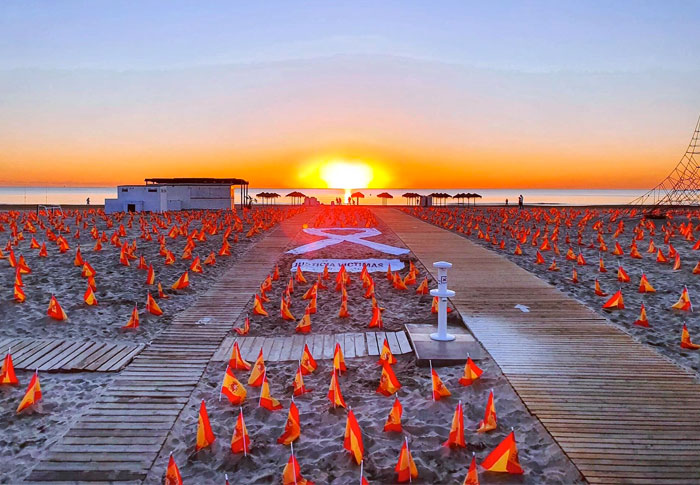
xmin=376 ymin=192 xmax=394 ymax=206
xmin=402 ymin=192 xmax=420 ymax=205
xmin=286 ymin=191 xmax=306 ymax=205
xmin=350 ymin=191 xmax=365 ymax=205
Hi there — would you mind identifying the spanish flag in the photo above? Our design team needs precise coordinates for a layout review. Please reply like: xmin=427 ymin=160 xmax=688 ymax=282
xmin=234 ymin=317 xmax=250 ymax=336
xmin=672 ymin=286 xmax=692 ymax=311
xmin=282 ymin=449 xmax=314 ymax=485
xmin=13 ymin=284 xmax=25 ymax=303
xmin=16 ymin=370 xmax=41 ymax=413
xmin=368 ymin=305 xmax=383 ymax=329
xmin=253 ymin=294 xmax=268 ymax=316
xmin=459 ymin=357 xmax=483 ymax=386
xmin=84 ymin=285 xmax=98 ymax=306
xmin=594 ymin=279 xmax=607 ymax=297
xmin=681 ymin=324 xmax=700 ymax=350
xmin=122 ymin=305 xmax=139 ymax=330
xmin=327 ymin=368 xmax=346 ymax=408
xmin=47 ymin=295 xmax=68 ymax=321
xmin=343 ymin=408 xmax=364 ymax=464
xmin=416 ymin=277 xmax=429 ymax=295
xmin=477 ymin=390 xmax=497 ymax=433
xmin=195 ymin=400 xmax=216 ymax=450
xmin=617 ymin=265 xmax=630 ymax=283
xmin=1 ymin=352 xmax=19 ymax=385
xmin=221 ymin=366 xmax=247 ymax=405
xmin=293 ymin=365 xmax=311 ymax=396
xmin=278 ymin=400 xmax=301 ymax=445
xmin=204 ymin=252 xmax=216 ymax=265
xmin=171 ymin=271 xmax=189 ymax=290
xmin=300 ymin=343 xmax=317 ymax=375
xmin=333 ymin=343 xmax=347 ymax=374
xmin=431 ymin=365 xmax=451 ymax=401
xmin=248 ymin=349 xmax=266 ymax=387
xmin=230 ymin=409 xmax=251 ymax=454
xmin=463 ymin=454 xmax=480 ymax=485
xmin=164 ymin=453 xmax=183 ymax=485
xmin=377 ymin=361 xmax=401 ymax=396
xmin=633 ymin=304 xmax=650 ymax=328
xmin=259 ymin=374 xmax=282 ymax=411
xmin=444 ymin=401 xmax=466 ymax=448
xmin=378 ymin=338 xmax=396 ymax=366
xmin=295 ymin=266 xmax=307 ymax=284
xmin=395 ymin=438 xmax=418 ymax=483
xmin=228 ymin=341 xmax=251 ymax=371
xmin=190 ymin=256 xmax=203 ymax=273
xmin=146 ymin=291 xmax=163 ymax=316
xmin=338 ymin=299 xmax=350 ymax=318
xmin=157 ymin=282 xmax=169 ymax=299
xmin=514 ymin=244 xmax=523 ymax=255
xmin=281 ymin=297 xmax=296 ymax=321
xmin=535 ymin=251 xmax=545 ymax=264
xmin=602 ymin=290 xmax=624 ymax=310
xmin=384 ymin=397 xmax=403 ymax=432
xmin=480 ymin=431 xmax=524 ymax=474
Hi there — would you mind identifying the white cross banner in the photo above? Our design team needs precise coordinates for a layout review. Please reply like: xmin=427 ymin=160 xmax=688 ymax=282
xmin=291 ymin=258 xmax=405 ymax=273
xmin=286 ymin=228 xmax=410 ymax=255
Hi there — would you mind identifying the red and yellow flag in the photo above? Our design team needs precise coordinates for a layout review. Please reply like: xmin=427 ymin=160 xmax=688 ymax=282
xmin=282 ymin=451 xmax=314 ymax=485
xmin=221 ymin=366 xmax=247 ymax=405
xmin=463 ymin=454 xmax=480 ymax=485
xmin=327 ymin=368 xmax=346 ymax=408
xmin=384 ymin=397 xmax=403 ymax=432
xmin=343 ymin=409 xmax=364 ymax=464
xmin=295 ymin=266 xmax=307 ymax=284
xmin=253 ymin=294 xmax=268 ymax=316
xmin=367 ymin=305 xmax=383 ymax=329
xmin=459 ymin=357 xmax=483 ymax=386
xmin=672 ymin=286 xmax=692 ymax=311
xmin=681 ymin=324 xmax=700 ymax=350
xmin=278 ymin=400 xmax=301 ymax=445
xmin=416 ymin=277 xmax=429 ymax=294
xmin=431 ymin=367 xmax=451 ymax=401
xmin=444 ymin=401 xmax=466 ymax=448
xmin=84 ymin=285 xmax=98 ymax=306
xmin=395 ymin=438 xmax=418 ymax=483
xmin=293 ymin=365 xmax=311 ymax=396
xmin=122 ymin=305 xmax=139 ymax=329
xmin=594 ymin=279 xmax=607 ymax=297
xmin=47 ymin=295 xmax=68 ymax=320
xmin=234 ymin=317 xmax=250 ymax=336
xmin=1 ymin=352 xmax=19 ymax=385
xmin=16 ymin=370 xmax=41 ymax=413
xmin=480 ymin=431 xmax=524 ymax=474
xmin=13 ymin=284 xmax=26 ymax=303
xmin=377 ymin=361 xmax=401 ymax=396
xmin=296 ymin=311 xmax=311 ymax=334
xmin=378 ymin=338 xmax=396 ymax=366
xmin=248 ymin=349 xmax=265 ymax=387
xmin=602 ymin=290 xmax=624 ymax=310
xmin=190 ymin=256 xmax=203 ymax=273
xmin=300 ymin=344 xmax=317 ymax=375
xmin=164 ymin=454 xmax=183 ymax=485
xmin=638 ymin=274 xmax=655 ymax=293
xmin=333 ymin=343 xmax=347 ymax=374
xmin=146 ymin=291 xmax=163 ymax=316
xmin=633 ymin=304 xmax=650 ymax=327
xmin=259 ymin=374 xmax=282 ymax=411
xmin=229 ymin=341 xmax=251 ymax=371
xmin=281 ymin=297 xmax=296 ymax=321
xmin=171 ymin=271 xmax=190 ymax=290
xmin=145 ymin=264 xmax=155 ymax=285
xmin=477 ymin=390 xmax=497 ymax=433
xmin=195 ymin=400 xmax=216 ymax=450
xmin=231 ymin=409 xmax=251 ymax=454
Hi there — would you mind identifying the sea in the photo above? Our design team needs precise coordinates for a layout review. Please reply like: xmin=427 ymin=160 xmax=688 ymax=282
xmin=0 ymin=186 xmax=647 ymax=207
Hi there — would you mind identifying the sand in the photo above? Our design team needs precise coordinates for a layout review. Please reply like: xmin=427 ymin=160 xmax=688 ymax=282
xmin=416 ymin=206 xmax=700 ymax=379
xmin=143 ymin=207 xmax=584 ymax=484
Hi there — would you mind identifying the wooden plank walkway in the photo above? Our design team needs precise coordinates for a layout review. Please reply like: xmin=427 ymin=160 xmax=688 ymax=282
xmin=211 ymin=331 xmax=413 ymax=362
xmin=0 ymin=338 xmax=144 ymax=372
xmin=24 ymin=209 xmax=317 ymax=484
xmin=380 ymin=208 xmax=700 ymax=485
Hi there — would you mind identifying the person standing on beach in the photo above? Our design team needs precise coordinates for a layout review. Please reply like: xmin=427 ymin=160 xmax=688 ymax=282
xmin=505 ymin=198 xmax=508 ymax=206
xmin=86 ymin=197 xmax=90 ymax=205
xmin=518 ymin=194 xmax=523 ymax=209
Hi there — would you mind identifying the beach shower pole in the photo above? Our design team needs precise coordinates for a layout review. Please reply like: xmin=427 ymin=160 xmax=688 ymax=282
xmin=430 ymin=261 xmax=456 ymax=341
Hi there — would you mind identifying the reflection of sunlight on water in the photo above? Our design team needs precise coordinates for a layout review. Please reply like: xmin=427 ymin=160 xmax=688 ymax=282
xmin=344 ymin=188 xmax=351 ymax=203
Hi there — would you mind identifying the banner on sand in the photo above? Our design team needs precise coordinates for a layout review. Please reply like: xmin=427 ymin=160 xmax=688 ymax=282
xmin=286 ymin=228 xmax=410 ymax=255
xmin=291 ymin=258 xmax=405 ymax=273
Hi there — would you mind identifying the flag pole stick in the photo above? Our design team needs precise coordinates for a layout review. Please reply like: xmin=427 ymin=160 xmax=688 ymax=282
xmin=429 ymin=360 xmax=435 ymax=402
xmin=240 ymin=407 xmax=247 ymax=457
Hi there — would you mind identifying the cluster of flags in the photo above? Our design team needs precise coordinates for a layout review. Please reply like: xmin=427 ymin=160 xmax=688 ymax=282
xmin=163 ymin=329 xmax=521 ymax=485
xmin=409 ymin=205 xmax=700 ymax=353
xmin=0 ymin=350 xmax=43 ymax=414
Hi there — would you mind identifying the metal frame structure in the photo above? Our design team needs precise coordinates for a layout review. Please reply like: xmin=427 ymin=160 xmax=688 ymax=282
xmin=631 ymin=115 xmax=700 ymax=207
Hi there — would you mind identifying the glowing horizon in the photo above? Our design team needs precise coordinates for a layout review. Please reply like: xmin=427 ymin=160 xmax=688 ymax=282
xmin=1 ymin=2 xmax=699 ymax=190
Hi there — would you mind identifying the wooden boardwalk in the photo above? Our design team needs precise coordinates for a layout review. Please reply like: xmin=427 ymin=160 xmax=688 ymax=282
xmin=380 ymin=208 xmax=700 ymax=485
xmin=24 ymin=209 xmax=317 ymax=484
xmin=212 ymin=331 xmax=413 ymax=363
xmin=0 ymin=338 xmax=143 ymax=372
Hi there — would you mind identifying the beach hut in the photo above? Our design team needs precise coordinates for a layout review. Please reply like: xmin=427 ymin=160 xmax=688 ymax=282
xmin=286 ymin=191 xmax=307 ymax=205
xmin=376 ymin=192 xmax=394 ymax=206
xmin=350 ymin=191 xmax=365 ymax=205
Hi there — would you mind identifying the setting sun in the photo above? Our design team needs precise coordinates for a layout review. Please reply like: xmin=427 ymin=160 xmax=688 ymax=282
xmin=319 ymin=160 xmax=373 ymax=190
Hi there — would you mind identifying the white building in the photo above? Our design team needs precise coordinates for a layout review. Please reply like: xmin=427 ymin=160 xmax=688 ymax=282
xmin=104 ymin=177 xmax=249 ymax=214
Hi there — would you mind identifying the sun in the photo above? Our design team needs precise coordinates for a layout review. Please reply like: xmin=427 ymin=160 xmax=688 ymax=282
xmin=319 ymin=160 xmax=374 ymax=190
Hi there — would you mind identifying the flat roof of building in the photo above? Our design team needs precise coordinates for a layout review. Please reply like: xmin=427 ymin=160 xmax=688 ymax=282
xmin=144 ymin=177 xmax=249 ymax=185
